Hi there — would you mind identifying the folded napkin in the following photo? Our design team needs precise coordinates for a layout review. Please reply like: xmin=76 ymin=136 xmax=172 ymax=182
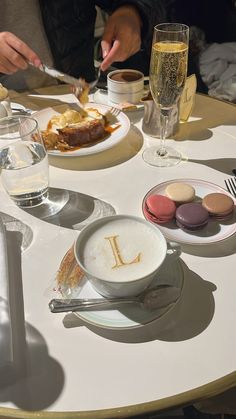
xmin=199 ymin=42 xmax=236 ymax=102
xmin=179 ymin=74 xmax=197 ymax=122
xmin=0 ymin=217 xmax=13 ymax=369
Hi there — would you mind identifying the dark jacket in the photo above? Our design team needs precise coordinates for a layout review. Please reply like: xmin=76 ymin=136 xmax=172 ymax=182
xmin=39 ymin=0 xmax=166 ymax=80
xmin=165 ymin=0 xmax=236 ymax=93
xmin=167 ymin=0 xmax=236 ymax=43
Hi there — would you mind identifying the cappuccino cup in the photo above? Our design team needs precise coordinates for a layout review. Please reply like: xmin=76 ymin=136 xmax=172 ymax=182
xmin=107 ymin=69 xmax=145 ymax=104
xmin=74 ymin=215 xmax=181 ymax=298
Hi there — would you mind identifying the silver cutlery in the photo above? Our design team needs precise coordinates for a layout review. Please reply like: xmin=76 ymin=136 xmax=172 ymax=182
xmin=36 ymin=62 xmax=101 ymax=94
xmin=49 ymin=284 xmax=180 ymax=313
xmin=109 ymin=107 xmax=120 ymax=117
xmin=224 ymin=177 xmax=236 ymax=197
xmin=11 ymin=107 xmax=32 ymax=115
xmin=38 ymin=63 xmax=86 ymax=89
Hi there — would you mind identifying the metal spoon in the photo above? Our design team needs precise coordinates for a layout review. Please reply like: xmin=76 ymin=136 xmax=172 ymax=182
xmin=49 ymin=285 xmax=180 ymax=313
xmin=11 ymin=107 xmax=32 ymax=115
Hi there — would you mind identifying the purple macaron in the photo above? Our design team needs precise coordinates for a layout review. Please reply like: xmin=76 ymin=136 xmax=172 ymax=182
xmin=176 ymin=203 xmax=209 ymax=231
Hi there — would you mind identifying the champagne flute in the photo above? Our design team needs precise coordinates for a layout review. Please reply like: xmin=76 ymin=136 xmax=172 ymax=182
xmin=142 ymin=23 xmax=189 ymax=167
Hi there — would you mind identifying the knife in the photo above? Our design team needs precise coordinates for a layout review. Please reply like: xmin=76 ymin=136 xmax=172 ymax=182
xmin=36 ymin=63 xmax=85 ymax=89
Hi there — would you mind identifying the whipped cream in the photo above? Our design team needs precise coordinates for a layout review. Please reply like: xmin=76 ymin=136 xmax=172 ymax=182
xmin=0 ymin=83 xmax=9 ymax=101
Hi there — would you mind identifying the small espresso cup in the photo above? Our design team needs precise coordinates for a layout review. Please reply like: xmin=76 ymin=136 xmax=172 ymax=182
xmin=107 ymin=69 xmax=145 ymax=104
xmin=74 ymin=214 xmax=181 ymax=298
xmin=0 ymin=96 xmax=12 ymax=119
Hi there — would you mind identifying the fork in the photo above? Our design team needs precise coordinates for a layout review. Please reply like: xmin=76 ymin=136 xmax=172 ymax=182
xmin=109 ymin=107 xmax=120 ymax=117
xmin=89 ymin=62 xmax=101 ymax=90
xmin=224 ymin=177 xmax=236 ymax=197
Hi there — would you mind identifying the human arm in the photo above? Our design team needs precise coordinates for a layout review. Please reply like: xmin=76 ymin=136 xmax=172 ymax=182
xmin=0 ymin=32 xmax=41 ymax=74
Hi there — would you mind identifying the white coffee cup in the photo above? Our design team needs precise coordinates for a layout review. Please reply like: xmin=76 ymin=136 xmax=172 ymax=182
xmin=0 ymin=96 xmax=12 ymax=119
xmin=74 ymin=214 xmax=181 ymax=298
xmin=107 ymin=69 xmax=145 ymax=104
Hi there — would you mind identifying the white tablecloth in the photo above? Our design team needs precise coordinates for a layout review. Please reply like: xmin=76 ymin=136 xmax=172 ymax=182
xmin=0 ymin=90 xmax=236 ymax=417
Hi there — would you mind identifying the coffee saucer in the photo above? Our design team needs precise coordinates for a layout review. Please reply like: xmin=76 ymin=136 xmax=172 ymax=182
xmin=73 ymin=257 xmax=184 ymax=330
xmin=93 ymin=89 xmax=144 ymax=112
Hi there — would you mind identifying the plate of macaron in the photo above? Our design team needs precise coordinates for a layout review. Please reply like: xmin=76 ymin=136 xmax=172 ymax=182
xmin=142 ymin=178 xmax=236 ymax=245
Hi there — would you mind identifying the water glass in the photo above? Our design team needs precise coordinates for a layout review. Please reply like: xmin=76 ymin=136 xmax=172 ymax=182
xmin=0 ymin=116 xmax=49 ymax=207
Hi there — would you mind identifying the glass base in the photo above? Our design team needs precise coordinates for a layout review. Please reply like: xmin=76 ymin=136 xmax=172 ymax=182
xmin=142 ymin=145 xmax=182 ymax=167
xmin=10 ymin=188 xmax=49 ymax=208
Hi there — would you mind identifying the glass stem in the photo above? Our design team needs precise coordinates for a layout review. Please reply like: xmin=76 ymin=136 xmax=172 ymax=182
xmin=159 ymin=109 xmax=169 ymax=157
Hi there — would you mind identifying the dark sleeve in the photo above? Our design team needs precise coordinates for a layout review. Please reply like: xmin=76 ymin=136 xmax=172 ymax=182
xmin=95 ymin=0 xmax=167 ymax=46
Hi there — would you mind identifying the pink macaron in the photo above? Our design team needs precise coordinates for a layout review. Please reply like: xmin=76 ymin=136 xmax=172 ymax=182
xmin=144 ymin=194 xmax=176 ymax=224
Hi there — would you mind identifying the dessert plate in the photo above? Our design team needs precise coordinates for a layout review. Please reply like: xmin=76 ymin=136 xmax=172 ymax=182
xmin=73 ymin=258 xmax=184 ymax=330
xmin=34 ymin=102 xmax=130 ymax=157
xmin=143 ymin=179 xmax=236 ymax=245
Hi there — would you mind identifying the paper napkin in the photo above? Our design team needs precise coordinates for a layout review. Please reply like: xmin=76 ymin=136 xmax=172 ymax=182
xmin=0 ymin=217 xmax=13 ymax=369
xmin=180 ymin=74 xmax=197 ymax=122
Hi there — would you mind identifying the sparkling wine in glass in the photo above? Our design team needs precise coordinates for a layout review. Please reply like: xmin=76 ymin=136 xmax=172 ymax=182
xmin=143 ymin=23 xmax=189 ymax=167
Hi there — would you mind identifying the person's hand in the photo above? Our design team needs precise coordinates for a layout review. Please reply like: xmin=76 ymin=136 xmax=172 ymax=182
xmin=0 ymin=32 xmax=41 ymax=74
xmin=100 ymin=5 xmax=142 ymax=71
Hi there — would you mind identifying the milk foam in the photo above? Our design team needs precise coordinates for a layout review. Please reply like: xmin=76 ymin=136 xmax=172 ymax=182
xmin=81 ymin=218 xmax=166 ymax=282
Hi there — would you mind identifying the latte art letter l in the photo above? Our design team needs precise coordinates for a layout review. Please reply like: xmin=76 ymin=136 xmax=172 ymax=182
xmin=105 ymin=235 xmax=141 ymax=269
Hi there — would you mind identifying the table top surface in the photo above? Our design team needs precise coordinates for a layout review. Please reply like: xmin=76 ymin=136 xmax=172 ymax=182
xmin=0 ymin=85 xmax=236 ymax=418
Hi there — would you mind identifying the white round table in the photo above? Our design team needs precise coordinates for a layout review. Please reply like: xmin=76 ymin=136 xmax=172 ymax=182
xmin=0 ymin=87 xmax=236 ymax=418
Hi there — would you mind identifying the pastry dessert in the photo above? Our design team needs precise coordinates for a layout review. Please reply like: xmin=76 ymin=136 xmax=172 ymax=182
xmin=117 ymin=102 xmax=138 ymax=111
xmin=56 ymin=245 xmax=84 ymax=290
xmin=165 ymin=182 xmax=195 ymax=204
xmin=144 ymin=194 xmax=176 ymax=224
xmin=175 ymin=203 xmax=209 ymax=231
xmin=202 ymin=193 xmax=234 ymax=220
xmin=73 ymin=79 xmax=89 ymax=105
xmin=58 ymin=118 xmax=106 ymax=147
xmin=42 ymin=107 xmax=111 ymax=151
xmin=0 ymin=83 xmax=8 ymax=100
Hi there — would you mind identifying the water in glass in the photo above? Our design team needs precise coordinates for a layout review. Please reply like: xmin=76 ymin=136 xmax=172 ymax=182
xmin=0 ymin=116 xmax=49 ymax=207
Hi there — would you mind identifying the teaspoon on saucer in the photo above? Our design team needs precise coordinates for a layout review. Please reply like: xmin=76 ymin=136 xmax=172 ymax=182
xmin=49 ymin=285 xmax=180 ymax=313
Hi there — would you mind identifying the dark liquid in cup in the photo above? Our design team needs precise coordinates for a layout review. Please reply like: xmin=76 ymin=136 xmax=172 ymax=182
xmin=110 ymin=71 xmax=142 ymax=82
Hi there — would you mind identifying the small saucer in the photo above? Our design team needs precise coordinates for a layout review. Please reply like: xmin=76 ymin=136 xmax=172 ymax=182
xmin=93 ymin=89 xmax=144 ymax=112
xmin=73 ymin=257 xmax=184 ymax=330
